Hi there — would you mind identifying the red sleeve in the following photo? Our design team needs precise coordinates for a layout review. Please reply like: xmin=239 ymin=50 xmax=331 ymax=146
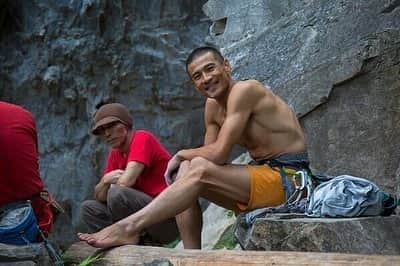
xmin=127 ymin=131 xmax=153 ymax=167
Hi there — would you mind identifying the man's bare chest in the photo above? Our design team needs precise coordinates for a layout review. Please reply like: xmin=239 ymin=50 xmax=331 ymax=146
xmin=214 ymin=108 xmax=226 ymax=126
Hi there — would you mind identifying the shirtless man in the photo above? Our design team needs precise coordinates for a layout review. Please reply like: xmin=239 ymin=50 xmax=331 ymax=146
xmin=78 ymin=46 xmax=307 ymax=249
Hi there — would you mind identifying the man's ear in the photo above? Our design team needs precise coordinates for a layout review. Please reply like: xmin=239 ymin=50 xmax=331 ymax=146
xmin=223 ymin=59 xmax=231 ymax=74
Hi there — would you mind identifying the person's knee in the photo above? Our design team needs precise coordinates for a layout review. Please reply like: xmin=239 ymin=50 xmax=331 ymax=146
xmin=187 ymin=156 xmax=212 ymax=183
xmin=180 ymin=160 xmax=191 ymax=170
xmin=176 ymin=160 xmax=190 ymax=180
xmin=190 ymin=156 xmax=210 ymax=168
xmin=107 ymin=185 xmax=124 ymax=205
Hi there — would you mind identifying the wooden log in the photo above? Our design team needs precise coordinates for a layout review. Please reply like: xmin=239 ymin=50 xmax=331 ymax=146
xmin=63 ymin=242 xmax=400 ymax=266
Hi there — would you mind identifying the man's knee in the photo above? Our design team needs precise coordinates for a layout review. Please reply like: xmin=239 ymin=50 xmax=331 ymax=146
xmin=190 ymin=156 xmax=213 ymax=169
xmin=107 ymin=185 xmax=126 ymax=206
xmin=175 ymin=160 xmax=190 ymax=181
xmin=187 ymin=156 xmax=212 ymax=182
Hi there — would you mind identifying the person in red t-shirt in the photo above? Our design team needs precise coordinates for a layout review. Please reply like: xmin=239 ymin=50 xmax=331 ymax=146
xmin=78 ymin=103 xmax=178 ymax=245
xmin=0 ymin=101 xmax=53 ymax=235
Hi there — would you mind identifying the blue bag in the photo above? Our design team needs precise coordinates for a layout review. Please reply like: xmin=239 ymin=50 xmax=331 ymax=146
xmin=0 ymin=201 xmax=39 ymax=245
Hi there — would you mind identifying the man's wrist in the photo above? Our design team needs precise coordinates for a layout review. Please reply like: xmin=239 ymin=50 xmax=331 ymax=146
xmin=117 ymin=181 xmax=129 ymax=187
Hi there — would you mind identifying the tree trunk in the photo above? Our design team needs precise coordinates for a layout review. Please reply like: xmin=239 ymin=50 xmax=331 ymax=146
xmin=63 ymin=242 xmax=399 ymax=266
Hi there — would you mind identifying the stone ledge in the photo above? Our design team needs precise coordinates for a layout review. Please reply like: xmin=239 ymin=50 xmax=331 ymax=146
xmin=235 ymin=213 xmax=400 ymax=255
xmin=0 ymin=243 xmax=52 ymax=265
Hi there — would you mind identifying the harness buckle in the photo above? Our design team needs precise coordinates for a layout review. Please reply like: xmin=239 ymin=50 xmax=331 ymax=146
xmin=285 ymin=170 xmax=313 ymax=204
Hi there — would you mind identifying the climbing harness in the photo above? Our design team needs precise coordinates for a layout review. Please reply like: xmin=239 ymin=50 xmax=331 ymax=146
xmin=285 ymin=169 xmax=313 ymax=205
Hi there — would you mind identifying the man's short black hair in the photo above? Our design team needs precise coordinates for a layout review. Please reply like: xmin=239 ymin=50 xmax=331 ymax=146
xmin=186 ymin=46 xmax=224 ymax=73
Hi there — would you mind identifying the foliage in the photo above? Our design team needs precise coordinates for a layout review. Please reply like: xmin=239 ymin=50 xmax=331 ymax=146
xmin=225 ymin=209 xmax=235 ymax=218
xmin=162 ymin=238 xmax=181 ymax=248
xmin=76 ymin=254 xmax=104 ymax=266
xmin=212 ymin=224 xmax=238 ymax=250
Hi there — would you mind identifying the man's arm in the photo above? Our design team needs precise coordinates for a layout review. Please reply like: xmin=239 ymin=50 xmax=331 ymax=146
xmin=117 ymin=161 xmax=145 ymax=187
xmin=178 ymin=81 xmax=262 ymax=164
xmin=94 ymin=169 xmax=123 ymax=202
xmin=94 ymin=162 xmax=145 ymax=202
xmin=203 ymin=99 xmax=220 ymax=146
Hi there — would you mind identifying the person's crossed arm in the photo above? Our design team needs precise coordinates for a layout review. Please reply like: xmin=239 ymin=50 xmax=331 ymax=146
xmin=94 ymin=169 xmax=123 ymax=202
xmin=165 ymin=81 xmax=263 ymax=182
xmin=117 ymin=161 xmax=145 ymax=187
xmin=94 ymin=161 xmax=145 ymax=202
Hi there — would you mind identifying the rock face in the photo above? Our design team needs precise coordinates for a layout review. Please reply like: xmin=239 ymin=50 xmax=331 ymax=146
xmin=0 ymin=0 xmax=208 ymax=248
xmin=235 ymin=214 xmax=400 ymax=255
xmin=0 ymin=243 xmax=52 ymax=265
xmin=203 ymin=0 xmax=400 ymax=197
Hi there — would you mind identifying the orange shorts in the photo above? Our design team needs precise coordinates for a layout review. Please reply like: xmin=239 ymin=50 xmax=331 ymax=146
xmin=237 ymin=164 xmax=286 ymax=212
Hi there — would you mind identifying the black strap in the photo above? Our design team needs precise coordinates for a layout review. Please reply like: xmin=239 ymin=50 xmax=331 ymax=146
xmin=38 ymin=230 xmax=64 ymax=266
xmin=251 ymin=152 xmax=309 ymax=170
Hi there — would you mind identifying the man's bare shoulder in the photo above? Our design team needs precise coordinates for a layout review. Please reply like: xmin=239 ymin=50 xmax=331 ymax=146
xmin=229 ymin=79 xmax=271 ymax=100
xmin=232 ymin=79 xmax=271 ymax=93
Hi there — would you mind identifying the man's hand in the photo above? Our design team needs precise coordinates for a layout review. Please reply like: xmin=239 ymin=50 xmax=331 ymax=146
xmin=95 ymin=169 xmax=124 ymax=202
xmin=102 ymin=169 xmax=124 ymax=184
xmin=165 ymin=154 xmax=183 ymax=185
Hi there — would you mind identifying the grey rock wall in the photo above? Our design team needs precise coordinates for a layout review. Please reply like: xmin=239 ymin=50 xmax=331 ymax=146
xmin=0 ymin=0 xmax=209 ymax=248
xmin=204 ymin=0 xmax=400 ymax=195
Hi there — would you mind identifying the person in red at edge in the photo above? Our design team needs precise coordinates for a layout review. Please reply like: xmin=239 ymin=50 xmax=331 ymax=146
xmin=0 ymin=101 xmax=53 ymax=235
xmin=78 ymin=103 xmax=179 ymax=245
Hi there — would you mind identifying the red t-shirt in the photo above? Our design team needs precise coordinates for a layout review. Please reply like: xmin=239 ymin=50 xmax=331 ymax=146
xmin=104 ymin=130 xmax=170 ymax=197
xmin=0 ymin=101 xmax=53 ymax=233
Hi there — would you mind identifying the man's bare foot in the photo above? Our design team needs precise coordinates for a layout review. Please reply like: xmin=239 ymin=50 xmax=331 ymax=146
xmin=77 ymin=223 xmax=139 ymax=248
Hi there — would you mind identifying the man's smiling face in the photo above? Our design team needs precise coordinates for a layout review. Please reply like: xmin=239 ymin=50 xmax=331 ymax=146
xmin=187 ymin=52 xmax=231 ymax=100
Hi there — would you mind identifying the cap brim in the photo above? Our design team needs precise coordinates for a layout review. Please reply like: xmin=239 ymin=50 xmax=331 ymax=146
xmin=92 ymin=116 xmax=123 ymax=135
